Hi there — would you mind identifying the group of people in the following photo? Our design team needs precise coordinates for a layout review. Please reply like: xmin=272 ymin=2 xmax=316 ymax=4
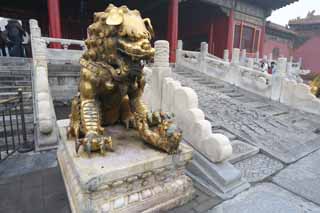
xmin=0 ymin=19 xmax=30 ymax=57
xmin=260 ymin=60 xmax=277 ymax=75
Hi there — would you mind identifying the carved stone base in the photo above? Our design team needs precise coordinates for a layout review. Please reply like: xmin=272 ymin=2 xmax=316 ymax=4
xmin=57 ymin=120 xmax=194 ymax=213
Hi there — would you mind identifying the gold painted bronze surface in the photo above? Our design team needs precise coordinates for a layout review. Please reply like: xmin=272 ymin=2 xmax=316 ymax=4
xmin=311 ymin=75 xmax=320 ymax=98
xmin=68 ymin=4 xmax=181 ymax=156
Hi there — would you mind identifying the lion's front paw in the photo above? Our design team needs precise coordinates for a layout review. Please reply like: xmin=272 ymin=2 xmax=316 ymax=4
xmin=159 ymin=122 xmax=182 ymax=154
xmin=76 ymin=132 xmax=113 ymax=157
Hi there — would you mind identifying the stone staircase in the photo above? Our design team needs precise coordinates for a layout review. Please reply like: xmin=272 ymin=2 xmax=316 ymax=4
xmin=0 ymin=57 xmax=34 ymax=151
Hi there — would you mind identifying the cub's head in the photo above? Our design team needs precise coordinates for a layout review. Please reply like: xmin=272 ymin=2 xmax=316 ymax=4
xmin=84 ymin=4 xmax=155 ymax=62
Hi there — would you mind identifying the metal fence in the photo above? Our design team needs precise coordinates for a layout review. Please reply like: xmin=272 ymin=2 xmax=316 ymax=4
xmin=0 ymin=89 xmax=33 ymax=162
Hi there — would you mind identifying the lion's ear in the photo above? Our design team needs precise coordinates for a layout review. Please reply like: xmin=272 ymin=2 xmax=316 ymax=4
xmin=106 ymin=10 xmax=123 ymax=26
xmin=143 ymin=18 xmax=154 ymax=39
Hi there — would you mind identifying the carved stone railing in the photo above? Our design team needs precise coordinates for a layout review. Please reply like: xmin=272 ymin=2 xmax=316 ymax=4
xmin=176 ymin=41 xmax=320 ymax=115
xmin=42 ymin=37 xmax=86 ymax=64
xmin=178 ymin=50 xmax=200 ymax=71
xmin=43 ymin=37 xmax=86 ymax=49
xmin=143 ymin=40 xmax=249 ymax=198
xmin=29 ymin=19 xmax=59 ymax=151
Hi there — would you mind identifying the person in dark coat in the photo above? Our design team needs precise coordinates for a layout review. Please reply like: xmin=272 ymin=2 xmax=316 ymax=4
xmin=0 ymin=29 xmax=8 ymax=56
xmin=5 ymin=20 xmax=26 ymax=57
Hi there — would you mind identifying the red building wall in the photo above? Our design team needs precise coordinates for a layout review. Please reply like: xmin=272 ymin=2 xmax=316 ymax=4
xmin=264 ymin=36 xmax=293 ymax=58
xmin=294 ymin=36 xmax=320 ymax=75
xmin=211 ymin=16 xmax=229 ymax=58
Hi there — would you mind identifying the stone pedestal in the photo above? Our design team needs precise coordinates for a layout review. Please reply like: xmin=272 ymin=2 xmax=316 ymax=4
xmin=57 ymin=120 xmax=194 ymax=213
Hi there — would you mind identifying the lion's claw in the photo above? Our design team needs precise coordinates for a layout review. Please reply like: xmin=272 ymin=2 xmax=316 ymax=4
xmin=76 ymin=132 xmax=113 ymax=157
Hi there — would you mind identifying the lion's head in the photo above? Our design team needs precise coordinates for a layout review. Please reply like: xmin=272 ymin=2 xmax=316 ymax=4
xmin=83 ymin=4 xmax=155 ymax=63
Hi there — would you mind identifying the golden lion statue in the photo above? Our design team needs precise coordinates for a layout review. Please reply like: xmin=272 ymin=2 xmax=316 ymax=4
xmin=68 ymin=4 xmax=182 ymax=156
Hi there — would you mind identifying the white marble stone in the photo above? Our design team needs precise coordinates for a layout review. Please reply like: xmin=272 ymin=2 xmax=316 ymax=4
xmin=232 ymin=48 xmax=240 ymax=64
xmin=191 ymin=120 xmax=212 ymax=150
xmin=210 ymin=183 xmax=320 ymax=213
xmin=202 ymin=134 xmax=233 ymax=163
xmin=30 ymin=19 xmax=59 ymax=151
xmin=240 ymin=49 xmax=247 ymax=64
xmin=247 ymin=58 xmax=254 ymax=68
xmin=57 ymin=120 xmax=194 ymax=213
xmin=161 ymin=77 xmax=175 ymax=112
xmin=173 ymin=87 xmax=198 ymax=116
xmin=183 ymin=108 xmax=205 ymax=142
xmin=223 ymin=49 xmax=229 ymax=62
xmin=280 ymin=79 xmax=320 ymax=115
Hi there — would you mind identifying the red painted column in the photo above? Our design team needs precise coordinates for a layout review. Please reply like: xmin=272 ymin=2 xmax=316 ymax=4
xmin=226 ymin=9 xmax=235 ymax=55
xmin=48 ymin=0 xmax=62 ymax=48
xmin=259 ymin=24 xmax=266 ymax=57
xmin=167 ymin=0 xmax=179 ymax=63
xmin=208 ymin=21 xmax=214 ymax=54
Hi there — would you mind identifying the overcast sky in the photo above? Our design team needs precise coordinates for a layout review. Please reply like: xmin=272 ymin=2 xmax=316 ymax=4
xmin=267 ymin=0 xmax=320 ymax=26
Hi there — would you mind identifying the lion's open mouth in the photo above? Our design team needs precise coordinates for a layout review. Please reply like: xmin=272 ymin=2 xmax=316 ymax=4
xmin=118 ymin=38 xmax=155 ymax=60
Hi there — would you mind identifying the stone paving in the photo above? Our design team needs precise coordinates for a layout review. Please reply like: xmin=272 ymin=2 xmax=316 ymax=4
xmin=209 ymin=183 xmax=320 ymax=213
xmin=173 ymin=67 xmax=320 ymax=164
xmin=233 ymin=154 xmax=283 ymax=183
xmin=0 ymin=152 xmax=220 ymax=213
xmin=227 ymin=140 xmax=259 ymax=164
xmin=0 ymin=152 xmax=70 ymax=213
xmin=273 ymin=149 xmax=320 ymax=205
xmin=2 ymin=65 xmax=320 ymax=212
xmin=172 ymin=66 xmax=320 ymax=212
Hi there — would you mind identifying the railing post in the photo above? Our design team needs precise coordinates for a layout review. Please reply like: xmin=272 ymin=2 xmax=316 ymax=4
xmin=18 ymin=89 xmax=33 ymax=153
xmin=199 ymin=42 xmax=208 ymax=73
xmin=247 ymin=58 xmax=254 ymax=68
xmin=176 ymin=40 xmax=183 ymax=64
xmin=255 ymin=51 xmax=259 ymax=63
xmin=152 ymin=40 xmax=171 ymax=111
xmin=298 ymin=57 xmax=302 ymax=69
xmin=240 ymin=49 xmax=247 ymax=65
xmin=223 ymin=49 xmax=229 ymax=62
xmin=30 ymin=19 xmax=59 ymax=151
xmin=271 ymin=57 xmax=287 ymax=101
xmin=268 ymin=53 xmax=273 ymax=64
xmin=232 ymin=48 xmax=240 ymax=64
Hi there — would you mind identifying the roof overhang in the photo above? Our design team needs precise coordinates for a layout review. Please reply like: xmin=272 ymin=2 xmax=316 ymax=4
xmin=242 ymin=0 xmax=299 ymax=10
xmin=199 ymin=0 xmax=299 ymax=10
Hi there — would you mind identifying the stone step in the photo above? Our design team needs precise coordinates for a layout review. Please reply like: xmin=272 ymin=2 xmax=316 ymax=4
xmin=0 ymin=133 xmax=34 ymax=147
xmin=227 ymin=93 xmax=244 ymax=98
xmin=0 ymin=80 xmax=32 ymax=86
xmin=48 ymin=64 xmax=80 ymax=72
xmin=0 ymin=125 xmax=34 ymax=139
xmin=0 ymin=101 xmax=33 ymax=110
xmin=0 ymin=56 xmax=32 ymax=66
xmin=208 ymin=84 xmax=225 ymax=89
xmin=217 ymin=89 xmax=236 ymax=94
xmin=227 ymin=140 xmax=260 ymax=164
xmin=0 ymin=86 xmax=32 ymax=93
xmin=0 ymin=64 xmax=32 ymax=71
xmin=0 ymin=75 xmax=31 ymax=81
xmin=0 ymin=108 xmax=34 ymax=119
xmin=0 ymin=91 xmax=32 ymax=97
xmin=0 ymin=79 xmax=32 ymax=86
xmin=0 ymin=69 xmax=31 ymax=75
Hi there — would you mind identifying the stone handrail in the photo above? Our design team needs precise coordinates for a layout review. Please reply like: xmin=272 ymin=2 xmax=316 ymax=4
xmin=42 ymin=37 xmax=86 ymax=50
xmin=145 ymin=40 xmax=249 ymax=198
xmin=29 ymin=19 xmax=59 ymax=151
xmin=144 ymin=40 xmax=232 ymax=163
xmin=176 ymin=40 xmax=320 ymax=115
xmin=41 ymin=37 xmax=86 ymax=64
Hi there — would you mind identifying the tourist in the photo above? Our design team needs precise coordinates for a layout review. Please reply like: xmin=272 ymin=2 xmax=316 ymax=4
xmin=268 ymin=61 xmax=276 ymax=75
xmin=5 ymin=19 xmax=26 ymax=57
xmin=0 ymin=28 xmax=7 ymax=56
xmin=22 ymin=30 xmax=31 ymax=57
xmin=260 ymin=60 xmax=268 ymax=72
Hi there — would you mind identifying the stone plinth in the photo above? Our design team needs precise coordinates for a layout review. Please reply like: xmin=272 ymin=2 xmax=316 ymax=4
xmin=57 ymin=120 xmax=194 ymax=213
